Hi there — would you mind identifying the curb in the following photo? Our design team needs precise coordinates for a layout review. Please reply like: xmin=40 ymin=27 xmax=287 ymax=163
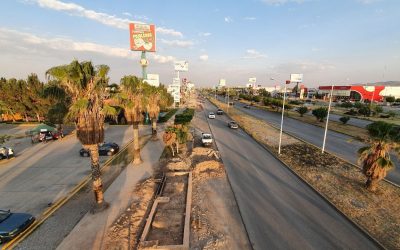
xmin=209 ymin=98 xmax=387 ymax=250
xmin=2 ymin=138 xmax=136 ymax=250
xmin=202 ymin=105 xmax=254 ymax=250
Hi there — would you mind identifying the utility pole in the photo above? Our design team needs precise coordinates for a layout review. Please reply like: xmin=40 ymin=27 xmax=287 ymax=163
xmin=278 ymin=81 xmax=290 ymax=154
xmin=322 ymin=85 xmax=334 ymax=153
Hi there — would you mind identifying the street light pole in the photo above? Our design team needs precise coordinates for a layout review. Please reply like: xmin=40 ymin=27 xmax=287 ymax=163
xmin=278 ymin=81 xmax=289 ymax=155
xmin=322 ymin=84 xmax=334 ymax=153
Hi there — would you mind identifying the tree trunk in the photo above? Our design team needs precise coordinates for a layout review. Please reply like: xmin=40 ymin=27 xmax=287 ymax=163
xmin=85 ymin=144 xmax=106 ymax=206
xmin=36 ymin=113 xmax=40 ymax=123
xmin=24 ymin=113 xmax=29 ymax=122
xmin=151 ymin=118 xmax=158 ymax=140
xmin=366 ymin=177 xmax=379 ymax=192
xmin=132 ymin=122 xmax=142 ymax=164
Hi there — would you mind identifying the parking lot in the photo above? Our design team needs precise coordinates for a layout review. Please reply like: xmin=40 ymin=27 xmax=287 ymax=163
xmin=0 ymin=124 xmax=148 ymax=217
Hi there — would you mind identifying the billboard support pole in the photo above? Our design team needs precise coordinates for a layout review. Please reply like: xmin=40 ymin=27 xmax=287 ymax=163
xmin=141 ymin=51 xmax=147 ymax=80
xmin=278 ymin=82 xmax=288 ymax=155
xmin=322 ymin=84 xmax=334 ymax=153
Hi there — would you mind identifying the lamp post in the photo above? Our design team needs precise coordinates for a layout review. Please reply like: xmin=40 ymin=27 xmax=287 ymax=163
xmin=278 ymin=80 xmax=291 ymax=155
xmin=322 ymin=85 xmax=334 ymax=153
xmin=140 ymin=51 xmax=148 ymax=80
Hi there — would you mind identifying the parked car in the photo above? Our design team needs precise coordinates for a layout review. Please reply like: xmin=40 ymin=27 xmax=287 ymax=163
xmin=0 ymin=147 xmax=14 ymax=159
xmin=228 ymin=121 xmax=239 ymax=129
xmin=208 ymin=112 xmax=216 ymax=119
xmin=0 ymin=210 xmax=35 ymax=244
xmin=79 ymin=142 xmax=120 ymax=157
xmin=244 ymin=105 xmax=251 ymax=109
xmin=216 ymin=109 xmax=224 ymax=115
xmin=201 ymin=133 xmax=213 ymax=146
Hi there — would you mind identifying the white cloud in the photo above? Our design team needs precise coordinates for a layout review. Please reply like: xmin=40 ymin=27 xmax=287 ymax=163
xmin=199 ymin=32 xmax=212 ymax=37
xmin=156 ymin=27 xmax=183 ymax=38
xmin=244 ymin=17 xmax=257 ymax=21
xmin=261 ymin=0 xmax=307 ymax=5
xmin=122 ymin=12 xmax=132 ymax=17
xmin=160 ymin=39 xmax=194 ymax=48
xmin=0 ymin=27 xmax=175 ymax=63
xmin=243 ymin=49 xmax=267 ymax=59
xmin=32 ymin=0 xmax=182 ymax=37
xmin=224 ymin=17 xmax=233 ymax=23
xmin=199 ymin=54 xmax=209 ymax=61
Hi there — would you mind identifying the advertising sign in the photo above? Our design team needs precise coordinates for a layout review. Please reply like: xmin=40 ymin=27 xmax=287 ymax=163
xmin=168 ymin=78 xmax=181 ymax=103
xmin=219 ymin=79 xmax=226 ymax=87
xmin=174 ymin=61 xmax=189 ymax=71
xmin=290 ymin=74 xmax=303 ymax=83
xmin=129 ymin=23 xmax=156 ymax=52
xmin=248 ymin=77 xmax=257 ymax=83
xmin=144 ymin=73 xmax=159 ymax=87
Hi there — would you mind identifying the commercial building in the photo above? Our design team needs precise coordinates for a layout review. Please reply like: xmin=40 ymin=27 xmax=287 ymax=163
xmin=318 ymin=85 xmax=400 ymax=102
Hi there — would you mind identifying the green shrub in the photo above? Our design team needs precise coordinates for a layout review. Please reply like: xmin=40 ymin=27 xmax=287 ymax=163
xmin=312 ymin=107 xmax=328 ymax=122
xmin=296 ymin=106 xmax=308 ymax=117
xmin=354 ymin=102 xmax=363 ymax=109
xmin=289 ymin=100 xmax=303 ymax=105
xmin=338 ymin=102 xmax=353 ymax=108
xmin=388 ymin=111 xmax=397 ymax=118
xmin=252 ymin=95 xmax=261 ymax=102
xmin=174 ymin=108 xmax=195 ymax=124
xmin=158 ymin=108 xmax=178 ymax=123
xmin=358 ymin=106 xmax=371 ymax=117
xmin=344 ymin=109 xmax=358 ymax=116
xmin=339 ymin=116 xmax=350 ymax=124
xmin=385 ymin=96 xmax=396 ymax=103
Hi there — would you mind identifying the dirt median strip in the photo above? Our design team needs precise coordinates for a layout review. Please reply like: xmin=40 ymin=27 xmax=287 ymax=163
xmin=209 ymin=97 xmax=400 ymax=249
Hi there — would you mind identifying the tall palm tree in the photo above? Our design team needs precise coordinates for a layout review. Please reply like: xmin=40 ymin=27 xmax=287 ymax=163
xmin=118 ymin=75 xmax=146 ymax=164
xmin=145 ymin=85 xmax=161 ymax=139
xmin=46 ymin=60 xmax=115 ymax=210
xmin=358 ymin=121 xmax=400 ymax=191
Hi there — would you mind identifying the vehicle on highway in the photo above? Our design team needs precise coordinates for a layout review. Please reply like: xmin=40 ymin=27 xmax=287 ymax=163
xmin=0 ymin=209 xmax=35 ymax=244
xmin=216 ymin=109 xmax=224 ymax=115
xmin=0 ymin=147 xmax=14 ymax=159
xmin=244 ymin=105 xmax=251 ymax=109
xmin=208 ymin=112 xmax=216 ymax=119
xmin=228 ymin=121 xmax=239 ymax=129
xmin=201 ymin=133 xmax=213 ymax=146
xmin=79 ymin=142 xmax=119 ymax=157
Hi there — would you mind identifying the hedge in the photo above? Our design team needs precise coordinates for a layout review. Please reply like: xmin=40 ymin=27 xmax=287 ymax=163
xmin=174 ymin=108 xmax=195 ymax=124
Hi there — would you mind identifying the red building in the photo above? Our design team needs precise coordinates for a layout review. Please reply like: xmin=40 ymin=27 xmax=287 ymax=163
xmin=318 ymin=85 xmax=390 ymax=102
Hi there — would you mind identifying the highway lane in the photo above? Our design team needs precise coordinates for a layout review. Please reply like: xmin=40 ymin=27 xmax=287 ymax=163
xmin=202 ymin=100 xmax=378 ymax=249
xmin=0 ymin=125 xmax=148 ymax=217
xmin=227 ymin=100 xmax=400 ymax=185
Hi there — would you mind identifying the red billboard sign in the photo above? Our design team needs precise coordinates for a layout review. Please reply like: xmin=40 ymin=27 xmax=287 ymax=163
xmin=129 ymin=23 xmax=156 ymax=52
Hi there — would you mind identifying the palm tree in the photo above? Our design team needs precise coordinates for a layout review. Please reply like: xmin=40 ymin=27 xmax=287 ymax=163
xmin=145 ymin=85 xmax=161 ymax=138
xmin=118 ymin=75 xmax=146 ymax=164
xmin=46 ymin=60 xmax=115 ymax=210
xmin=358 ymin=121 xmax=400 ymax=191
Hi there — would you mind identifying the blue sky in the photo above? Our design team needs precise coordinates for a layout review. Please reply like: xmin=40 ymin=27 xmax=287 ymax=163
xmin=0 ymin=0 xmax=399 ymax=87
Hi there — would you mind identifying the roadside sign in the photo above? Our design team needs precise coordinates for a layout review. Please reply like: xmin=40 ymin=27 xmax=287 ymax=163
xmin=174 ymin=61 xmax=189 ymax=71
xmin=290 ymin=74 xmax=303 ymax=83
xmin=129 ymin=23 xmax=156 ymax=52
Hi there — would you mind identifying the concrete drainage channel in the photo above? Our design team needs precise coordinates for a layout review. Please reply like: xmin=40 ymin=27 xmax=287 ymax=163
xmin=139 ymin=172 xmax=192 ymax=250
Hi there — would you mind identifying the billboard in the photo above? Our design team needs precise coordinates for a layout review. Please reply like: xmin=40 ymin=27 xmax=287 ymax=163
xmin=174 ymin=61 xmax=189 ymax=71
xmin=249 ymin=77 xmax=257 ymax=83
xmin=219 ymin=79 xmax=226 ymax=86
xmin=290 ymin=74 xmax=303 ymax=83
xmin=129 ymin=23 xmax=156 ymax=52
xmin=144 ymin=73 xmax=159 ymax=87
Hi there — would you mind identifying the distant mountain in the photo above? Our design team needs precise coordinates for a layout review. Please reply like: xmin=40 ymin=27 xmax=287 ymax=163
xmin=366 ymin=81 xmax=400 ymax=86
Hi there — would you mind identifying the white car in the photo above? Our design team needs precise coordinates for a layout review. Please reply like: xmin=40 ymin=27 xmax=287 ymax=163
xmin=0 ymin=147 xmax=14 ymax=159
xmin=201 ymin=133 xmax=213 ymax=146
xmin=208 ymin=112 xmax=216 ymax=119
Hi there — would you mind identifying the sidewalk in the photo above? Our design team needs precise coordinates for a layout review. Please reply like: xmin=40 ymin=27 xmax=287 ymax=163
xmin=56 ymin=134 xmax=165 ymax=250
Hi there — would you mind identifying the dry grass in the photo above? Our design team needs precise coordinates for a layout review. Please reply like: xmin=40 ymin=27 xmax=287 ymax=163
xmin=211 ymin=97 xmax=400 ymax=249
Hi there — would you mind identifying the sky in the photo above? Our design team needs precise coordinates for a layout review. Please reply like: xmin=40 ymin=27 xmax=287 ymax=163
xmin=0 ymin=0 xmax=399 ymax=88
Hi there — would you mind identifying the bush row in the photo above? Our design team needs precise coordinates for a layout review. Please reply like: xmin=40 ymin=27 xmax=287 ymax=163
xmin=174 ymin=108 xmax=195 ymax=124
xmin=158 ymin=108 xmax=178 ymax=123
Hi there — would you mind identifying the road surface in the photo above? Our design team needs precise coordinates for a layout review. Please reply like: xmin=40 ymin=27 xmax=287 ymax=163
xmin=0 ymin=125 xmax=149 ymax=217
xmin=226 ymin=100 xmax=400 ymax=186
xmin=202 ymin=100 xmax=378 ymax=249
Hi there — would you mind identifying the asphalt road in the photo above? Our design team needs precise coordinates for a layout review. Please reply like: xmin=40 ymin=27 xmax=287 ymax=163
xmin=202 ymin=100 xmax=378 ymax=249
xmin=0 ymin=125 xmax=148 ymax=217
xmin=226 ymin=100 xmax=400 ymax=185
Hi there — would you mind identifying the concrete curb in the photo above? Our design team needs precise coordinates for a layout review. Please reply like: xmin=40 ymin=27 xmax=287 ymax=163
xmin=204 ymin=102 xmax=254 ymax=250
xmin=209 ymin=98 xmax=387 ymax=250
xmin=2 ymin=138 xmax=140 ymax=250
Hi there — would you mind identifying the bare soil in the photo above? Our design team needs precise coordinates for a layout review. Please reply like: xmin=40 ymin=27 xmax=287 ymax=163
xmin=212 ymin=97 xmax=400 ymax=249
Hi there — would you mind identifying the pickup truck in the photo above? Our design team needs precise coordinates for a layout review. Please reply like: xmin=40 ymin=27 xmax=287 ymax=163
xmin=201 ymin=133 xmax=213 ymax=146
